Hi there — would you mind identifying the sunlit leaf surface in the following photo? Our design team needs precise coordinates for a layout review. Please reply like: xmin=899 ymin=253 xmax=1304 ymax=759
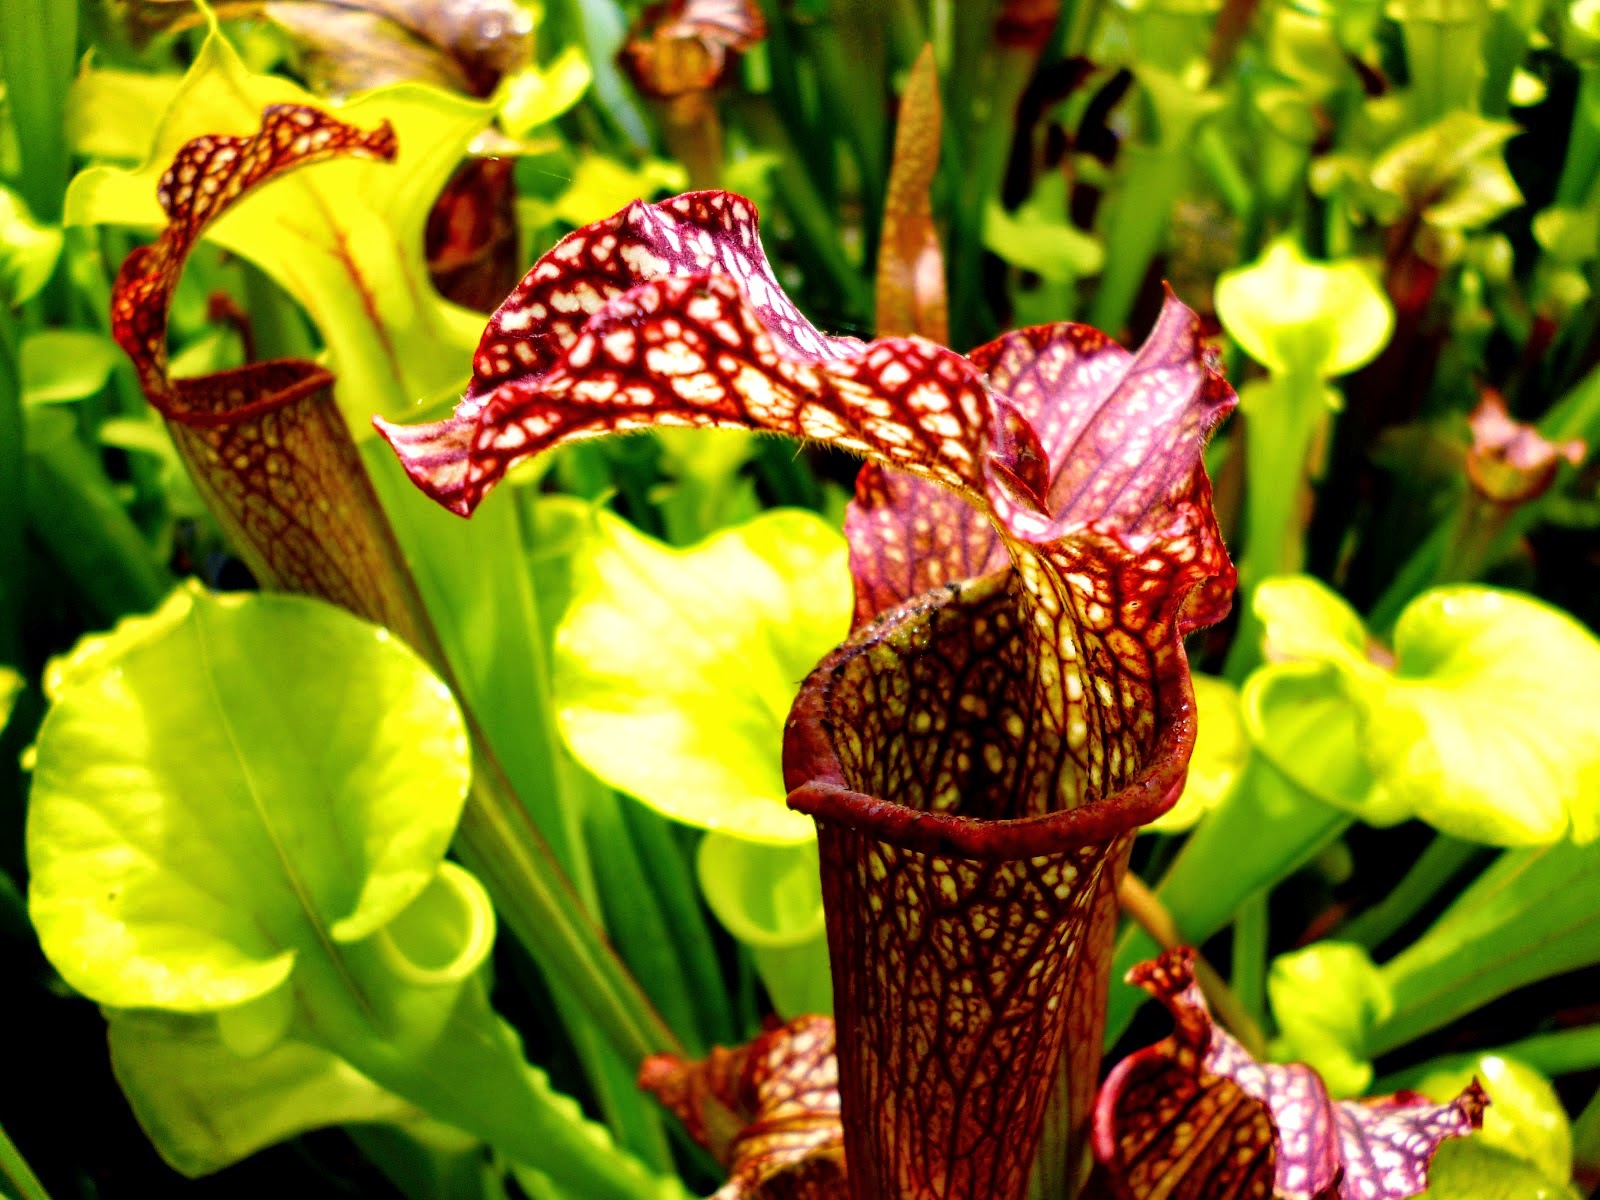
xmin=28 ymin=584 xmax=470 ymax=1010
xmin=67 ymin=21 xmax=489 ymax=425
xmin=1248 ymin=577 xmax=1600 ymax=844
xmin=553 ymin=506 xmax=851 ymax=845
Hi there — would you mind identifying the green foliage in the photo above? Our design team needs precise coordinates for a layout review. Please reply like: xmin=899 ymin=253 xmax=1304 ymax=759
xmin=1215 ymin=240 xmax=1394 ymax=381
xmin=1144 ymin=674 xmax=1247 ymax=833
xmin=64 ymin=20 xmax=489 ymax=425
xmin=27 ymin=585 xmax=681 ymax=1198
xmin=10 ymin=0 xmax=1600 ymax=1193
xmin=553 ymin=507 xmax=851 ymax=846
xmin=1414 ymin=1055 xmax=1574 ymax=1187
xmin=30 ymin=584 xmax=471 ymax=1009
xmin=1249 ymin=577 xmax=1600 ymax=844
xmin=19 ymin=330 xmax=122 ymax=406
xmin=1268 ymin=941 xmax=1391 ymax=1096
xmin=0 ymin=185 xmax=60 ymax=305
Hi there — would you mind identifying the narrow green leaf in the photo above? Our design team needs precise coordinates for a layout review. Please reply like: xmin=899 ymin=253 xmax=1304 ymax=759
xmin=1373 ymin=838 xmax=1600 ymax=1054
xmin=0 ymin=0 xmax=77 ymax=222
xmin=24 ymin=407 xmax=171 ymax=623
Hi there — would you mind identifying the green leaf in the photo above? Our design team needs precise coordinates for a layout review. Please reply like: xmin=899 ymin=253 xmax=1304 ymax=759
xmin=499 ymin=46 xmax=592 ymax=138
xmin=553 ymin=508 xmax=851 ymax=845
xmin=697 ymin=834 xmax=831 ymax=1017
xmin=65 ymin=68 xmax=183 ymax=162
xmin=63 ymin=22 xmax=489 ymax=425
xmin=1417 ymin=1139 xmax=1582 ymax=1199
xmin=1215 ymin=239 xmax=1394 ymax=379
xmin=983 ymin=171 xmax=1105 ymax=282
xmin=1146 ymin=674 xmax=1249 ymax=832
xmin=108 ymin=1007 xmax=421 ymax=1178
xmin=653 ymin=428 xmax=763 ymax=546
xmin=695 ymin=833 xmax=825 ymax=948
xmin=1267 ymin=941 xmax=1389 ymax=1097
xmin=1256 ymin=574 xmax=1374 ymax=665
xmin=0 ymin=667 xmax=20 ymax=732
xmin=533 ymin=152 xmax=689 ymax=229
xmin=1246 ymin=579 xmax=1600 ymax=845
xmin=29 ymin=584 xmax=684 ymax=1198
xmin=0 ymin=184 xmax=62 ymax=305
xmin=1370 ymin=112 xmax=1524 ymax=233
xmin=1244 ymin=657 xmax=1384 ymax=816
xmin=28 ymin=583 xmax=471 ymax=1011
xmin=1368 ymin=587 xmax=1600 ymax=844
xmin=1413 ymin=1055 xmax=1573 ymax=1187
xmin=1371 ymin=838 xmax=1600 ymax=1055
xmin=20 ymin=329 xmax=122 ymax=405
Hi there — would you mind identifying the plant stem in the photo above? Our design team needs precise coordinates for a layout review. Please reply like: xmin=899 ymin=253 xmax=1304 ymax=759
xmin=454 ymin=743 xmax=682 ymax=1066
xmin=1559 ymin=66 xmax=1600 ymax=209
xmin=1230 ymin=892 xmax=1269 ymax=1032
xmin=587 ymin=788 xmax=710 ymax=1055
xmin=1117 ymin=873 xmax=1268 ymax=1057
xmin=944 ymin=0 xmax=1026 ymax=346
xmin=1104 ymin=755 xmax=1349 ymax=1047
xmin=0 ymin=1120 xmax=51 ymax=1200
xmin=1368 ymin=840 xmax=1600 ymax=1058
xmin=1225 ymin=373 xmax=1328 ymax=679
xmin=1487 ymin=1025 xmax=1600 ymax=1078
xmin=1088 ymin=141 xmax=1190 ymax=336
xmin=1393 ymin=0 xmax=1488 ymax=125
xmin=1339 ymin=834 xmax=1484 ymax=952
xmin=619 ymin=801 xmax=736 ymax=1049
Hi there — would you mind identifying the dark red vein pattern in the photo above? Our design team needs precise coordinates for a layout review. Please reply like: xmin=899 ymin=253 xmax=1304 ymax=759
xmin=377 ymin=191 xmax=1236 ymax=1198
xmin=1093 ymin=950 xmax=1486 ymax=1200
xmin=110 ymin=104 xmax=438 ymax=653
xmin=639 ymin=1016 xmax=845 ymax=1199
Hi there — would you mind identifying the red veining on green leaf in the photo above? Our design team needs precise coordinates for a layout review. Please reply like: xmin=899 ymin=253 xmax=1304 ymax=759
xmin=377 ymin=191 xmax=1235 ymax=1198
xmin=109 ymin=104 xmax=436 ymax=648
xmin=639 ymin=1016 xmax=845 ymax=1199
xmin=1094 ymin=950 xmax=1487 ymax=1200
